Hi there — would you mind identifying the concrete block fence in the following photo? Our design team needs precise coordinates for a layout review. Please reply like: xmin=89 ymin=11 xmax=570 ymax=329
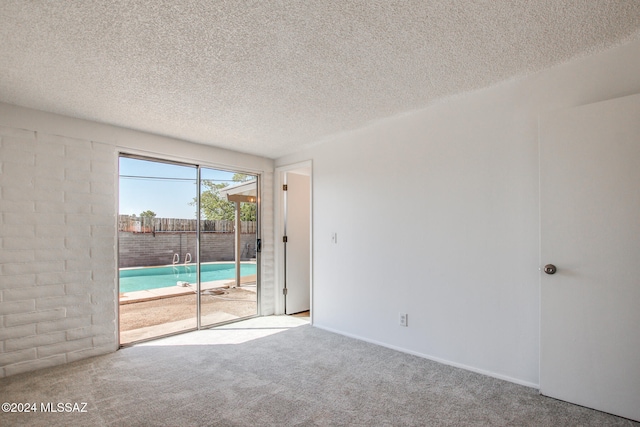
xmin=118 ymin=231 xmax=258 ymax=268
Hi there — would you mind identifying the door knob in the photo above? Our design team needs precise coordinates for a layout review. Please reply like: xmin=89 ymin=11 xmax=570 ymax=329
xmin=543 ymin=264 xmax=557 ymax=275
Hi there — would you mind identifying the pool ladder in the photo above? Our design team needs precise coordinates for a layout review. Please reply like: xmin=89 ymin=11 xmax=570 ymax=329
xmin=173 ymin=253 xmax=192 ymax=265
xmin=173 ymin=253 xmax=193 ymax=286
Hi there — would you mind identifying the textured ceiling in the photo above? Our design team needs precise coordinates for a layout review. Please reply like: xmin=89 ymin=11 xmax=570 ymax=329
xmin=1 ymin=1 xmax=640 ymax=158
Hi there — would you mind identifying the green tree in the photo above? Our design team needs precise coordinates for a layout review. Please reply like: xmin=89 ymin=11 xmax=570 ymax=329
xmin=199 ymin=181 xmax=236 ymax=221
xmin=196 ymin=177 xmax=256 ymax=221
xmin=139 ymin=210 xmax=156 ymax=229
xmin=232 ymin=173 xmax=251 ymax=183
xmin=240 ymin=200 xmax=257 ymax=221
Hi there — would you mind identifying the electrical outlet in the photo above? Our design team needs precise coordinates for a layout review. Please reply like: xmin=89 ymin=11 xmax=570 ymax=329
xmin=399 ymin=313 xmax=408 ymax=327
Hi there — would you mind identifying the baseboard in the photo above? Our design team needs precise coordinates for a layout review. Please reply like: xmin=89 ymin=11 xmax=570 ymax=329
xmin=313 ymin=323 xmax=539 ymax=390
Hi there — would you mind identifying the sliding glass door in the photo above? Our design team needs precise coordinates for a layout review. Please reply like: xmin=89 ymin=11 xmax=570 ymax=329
xmin=118 ymin=155 xmax=259 ymax=344
xmin=198 ymin=168 xmax=258 ymax=328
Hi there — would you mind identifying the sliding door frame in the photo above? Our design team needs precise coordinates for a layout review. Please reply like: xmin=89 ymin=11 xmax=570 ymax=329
xmin=117 ymin=152 xmax=261 ymax=346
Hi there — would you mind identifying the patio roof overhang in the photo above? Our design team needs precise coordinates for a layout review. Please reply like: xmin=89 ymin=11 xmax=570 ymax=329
xmin=220 ymin=180 xmax=257 ymax=203
xmin=218 ymin=179 xmax=257 ymax=289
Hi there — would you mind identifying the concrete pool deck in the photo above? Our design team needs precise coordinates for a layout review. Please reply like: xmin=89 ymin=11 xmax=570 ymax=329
xmin=119 ymin=274 xmax=257 ymax=304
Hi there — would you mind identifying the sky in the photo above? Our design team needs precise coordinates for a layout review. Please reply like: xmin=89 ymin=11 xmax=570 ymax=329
xmin=119 ymin=157 xmax=252 ymax=219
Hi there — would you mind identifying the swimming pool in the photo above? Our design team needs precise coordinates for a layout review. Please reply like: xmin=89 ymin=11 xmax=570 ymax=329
xmin=119 ymin=262 xmax=257 ymax=293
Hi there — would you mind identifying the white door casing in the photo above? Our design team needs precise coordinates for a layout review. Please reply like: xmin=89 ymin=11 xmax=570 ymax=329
xmin=539 ymin=93 xmax=640 ymax=421
xmin=284 ymin=172 xmax=311 ymax=314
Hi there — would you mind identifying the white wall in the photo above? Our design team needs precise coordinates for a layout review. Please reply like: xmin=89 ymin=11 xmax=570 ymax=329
xmin=276 ymin=38 xmax=640 ymax=386
xmin=0 ymin=104 xmax=274 ymax=377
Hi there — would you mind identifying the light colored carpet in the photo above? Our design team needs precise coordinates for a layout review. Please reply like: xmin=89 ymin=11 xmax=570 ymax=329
xmin=1 ymin=316 xmax=637 ymax=426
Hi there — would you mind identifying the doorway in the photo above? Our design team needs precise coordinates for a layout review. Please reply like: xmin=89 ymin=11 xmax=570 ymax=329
xmin=118 ymin=155 xmax=260 ymax=344
xmin=277 ymin=162 xmax=312 ymax=316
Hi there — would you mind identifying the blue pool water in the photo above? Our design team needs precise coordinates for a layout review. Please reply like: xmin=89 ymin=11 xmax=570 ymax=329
xmin=119 ymin=262 xmax=257 ymax=293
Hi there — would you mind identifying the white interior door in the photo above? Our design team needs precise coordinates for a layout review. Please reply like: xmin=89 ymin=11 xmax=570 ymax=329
xmin=284 ymin=172 xmax=311 ymax=314
xmin=539 ymin=93 xmax=640 ymax=421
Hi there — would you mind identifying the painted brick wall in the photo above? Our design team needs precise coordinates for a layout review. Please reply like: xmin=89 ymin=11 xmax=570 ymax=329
xmin=0 ymin=125 xmax=117 ymax=378
xmin=118 ymin=231 xmax=257 ymax=268
xmin=259 ymin=171 xmax=275 ymax=316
